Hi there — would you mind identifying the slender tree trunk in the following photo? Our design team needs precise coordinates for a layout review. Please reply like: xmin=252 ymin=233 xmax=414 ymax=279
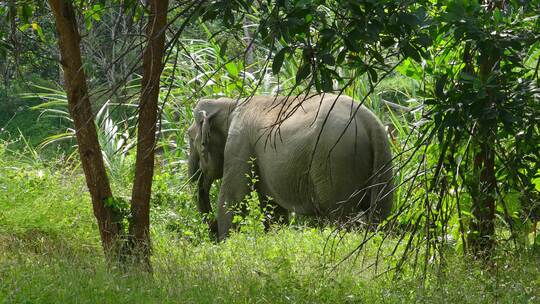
xmin=469 ymin=138 xmax=497 ymax=255
xmin=469 ymin=69 xmax=498 ymax=256
xmin=467 ymin=0 xmax=502 ymax=258
xmin=48 ymin=0 xmax=122 ymax=255
xmin=128 ymin=0 xmax=168 ymax=268
xmin=8 ymin=0 xmax=18 ymax=74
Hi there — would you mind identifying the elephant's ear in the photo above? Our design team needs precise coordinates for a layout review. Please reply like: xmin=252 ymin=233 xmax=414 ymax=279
xmin=196 ymin=110 xmax=212 ymax=154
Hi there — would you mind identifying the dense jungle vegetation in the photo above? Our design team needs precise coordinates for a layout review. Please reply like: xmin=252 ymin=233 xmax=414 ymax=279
xmin=0 ymin=0 xmax=539 ymax=303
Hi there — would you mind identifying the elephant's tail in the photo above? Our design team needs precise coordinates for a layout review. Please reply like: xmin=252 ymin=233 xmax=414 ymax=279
xmin=368 ymin=122 xmax=394 ymax=224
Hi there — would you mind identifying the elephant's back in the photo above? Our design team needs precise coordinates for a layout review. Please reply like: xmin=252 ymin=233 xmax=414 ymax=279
xmin=244 ymin=94 xmax=387 ymax=216
xmin=240 ymin=94 xmax=382 ymax=133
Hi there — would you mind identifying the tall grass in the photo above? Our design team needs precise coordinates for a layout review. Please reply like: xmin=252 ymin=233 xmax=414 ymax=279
xmin=1 ymin=141 xmax=539 ymax=303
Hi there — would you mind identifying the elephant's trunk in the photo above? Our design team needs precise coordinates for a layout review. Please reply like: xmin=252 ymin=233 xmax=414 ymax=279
xmin=188 ymin=147 xmax=218 ymax=234
xmin=197 ymin=176 xmax=212 ymax=214
xmin=187 ymin=146 xmax=200 ymax=181
xmin=197 ymin=176 xmax=218 ymax=235
xmin=188 ymin=147 xmax=209 ymax=212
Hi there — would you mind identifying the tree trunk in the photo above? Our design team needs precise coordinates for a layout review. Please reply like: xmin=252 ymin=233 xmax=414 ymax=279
xmin=128 ymin=0 xmax=168 ymax=268
xmin=8 ymin=0 xmax=18 ymax=75
xmin=469 ymin=138 xmax=497 ymax=256
xmin=48 ymin=0 xmax=122 ymax=256
xmin=468 ymin=12 xmax=500 ymax=255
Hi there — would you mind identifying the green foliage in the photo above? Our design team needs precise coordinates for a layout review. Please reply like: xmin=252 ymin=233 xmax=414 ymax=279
xmin=0 ymin=80 xmax=69 ymax=154
xmin=1 ymin=146 xmax=539 ymax=303
xmin=233 ymin=189 xmax=267 ymax=236
xmin=0 ymin=141 xmax=98 ymax=242
xmin=104 ymin=196 xmax=131 ymax=229
xmin=151 ymin=170 xmax=212 ymax=244
xmin=27 ymin=87 xmax=137 ymax=182
xmin=232 ymin=159 xmax=267 ymax=237
xmin=419 ymin=1 xmax=539 ymax=251
xmin=1 ymin=0 xmax=539 ymax=289
xmin=200 ymin=0 xmax=432 ymax=92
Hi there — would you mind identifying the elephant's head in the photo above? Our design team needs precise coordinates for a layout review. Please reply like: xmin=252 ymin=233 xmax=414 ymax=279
xmin=187 ymin=99 xmax=234 ymax=182
xmin=187 ymin=98 xmax=235 ymax=231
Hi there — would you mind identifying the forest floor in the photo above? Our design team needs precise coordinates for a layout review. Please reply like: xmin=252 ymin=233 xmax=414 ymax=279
xmin=1 ymin=145 xmax=539 ymax=304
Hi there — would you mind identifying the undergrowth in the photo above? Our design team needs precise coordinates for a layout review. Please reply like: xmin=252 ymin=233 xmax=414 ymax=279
xmin=0 ymin=142 xmax=539 ymax=304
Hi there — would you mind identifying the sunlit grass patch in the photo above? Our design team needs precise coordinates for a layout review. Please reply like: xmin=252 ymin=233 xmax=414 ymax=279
xmin=1 ymin=142 xmax=539 ymax=304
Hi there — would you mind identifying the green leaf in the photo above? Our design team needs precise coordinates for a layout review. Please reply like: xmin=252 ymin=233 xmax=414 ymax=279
xmin=295 ymin=0 xmax=313 ymax=8
xmin=225 ymin=62 xmax=239 ymax=78
xmin=296 ymin=62 xmax=311 ymax=84
xmin=20 ymin=4 xmax=33 ymax=23
xmin=219 ymin=41 xmax=228 ymax=58
xmin=320 ymin=53 xmax=335 ymax=66
xmin=91 ymin=4 xmax=103 ymax=21
xmin=336 ymin=49 xmax=347 ymax=65
xmin=368 ymin=67 xmax=378 ymax=83
xmin=19 ymin=24 xmax=31 ymax=31
xmin=32 ymin=23 xmax=45 ymax=41
xmin=104 ymin=197 xmax=115 ymax=208
xmin=319 ymin=28 xmax=336 ymax=38
xmin=272 ymin=47 xmax=288 ymax=75
xmin=533 ymin=173 xmax=540 ymax=192
xmin=415 ymin=34 xmax=432 ymax=48
xmin=402 ymin=43 xmax=422 ymax=63
xmin=398 ymin=12 xmax=419 ymax=27
xmin=435 ymin=74 xmax=448 ymax=99
xmin=320 ymin=70 xmax=333 ymax=92
xmin=366 ymin=23 xmax=381 ymax=41
xmin=85 ymin=17 xmax=93 ymax=30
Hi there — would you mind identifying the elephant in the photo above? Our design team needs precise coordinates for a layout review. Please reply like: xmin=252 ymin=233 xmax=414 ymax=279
xmin=187 ymin=94 xmax=394 ymax=240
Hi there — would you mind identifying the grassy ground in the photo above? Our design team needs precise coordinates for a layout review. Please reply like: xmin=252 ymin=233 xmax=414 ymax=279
xmin=0 ymin=144 xmax=539 ymax=304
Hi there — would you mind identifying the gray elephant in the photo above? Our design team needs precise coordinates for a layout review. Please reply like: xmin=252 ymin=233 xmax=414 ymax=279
xmin=187 ymin=94 xmax=394 ymax=240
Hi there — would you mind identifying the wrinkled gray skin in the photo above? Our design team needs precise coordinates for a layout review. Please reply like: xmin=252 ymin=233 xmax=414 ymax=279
xmin=188 ymin=94 xmax=393 ymax=240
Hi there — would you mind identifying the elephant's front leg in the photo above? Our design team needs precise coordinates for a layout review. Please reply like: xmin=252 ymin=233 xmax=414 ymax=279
xmin=217 ymin=139 xmax=252 ymax=240
xmin=217 ymin=168 xmax=251 ymax=240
